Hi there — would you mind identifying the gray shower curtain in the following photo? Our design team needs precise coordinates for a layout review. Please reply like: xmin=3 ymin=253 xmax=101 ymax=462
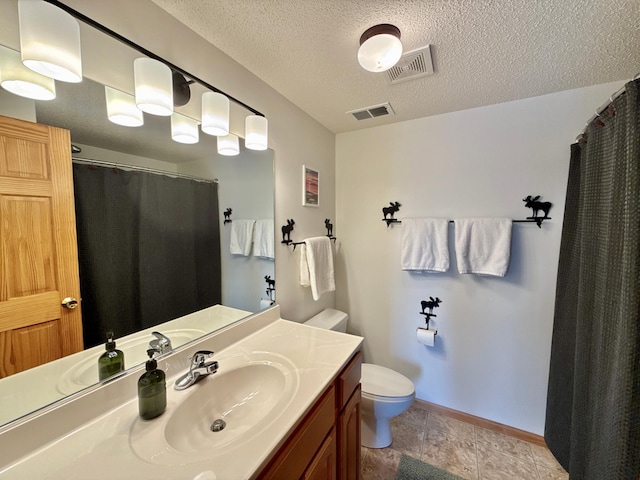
xmin=545 ymin=79 xmax=640 ymax=479
xmin=73 ymin=164 xmax=222 ymax=348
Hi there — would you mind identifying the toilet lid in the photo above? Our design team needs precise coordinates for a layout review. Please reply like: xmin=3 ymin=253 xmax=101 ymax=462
xmin=361 ymin=363 xmax=415 ymax=398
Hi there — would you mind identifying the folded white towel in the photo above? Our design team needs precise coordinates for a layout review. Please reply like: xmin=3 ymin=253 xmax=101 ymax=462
xmin=230 ymin=219 xmax=255 ymax=256
xmin=253 ymin=219 xmax=274 ymax=259
xmin=299 ymin=236 xmax=335 ymax=301
xmin=454 ymin=218 xmax=512 ymax=277
xmin=401 ymin=218 xmax=450 ymax=272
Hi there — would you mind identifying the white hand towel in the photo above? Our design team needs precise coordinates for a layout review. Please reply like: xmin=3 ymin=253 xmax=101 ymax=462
xmin=454 ymin=218 xmax=512 ymax=277
xmin=299 ymin=236 xmax=335 ymax=301
xmin=401 ymin=218 xmax=450 ymax=272
xmin=253 ymin=219 xmax=274 ymax=259
xmin=230 ymin=219 xmax=255 ymax=256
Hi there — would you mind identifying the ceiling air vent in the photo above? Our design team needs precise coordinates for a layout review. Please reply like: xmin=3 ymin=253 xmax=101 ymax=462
xmin=347 ymin=102 xmax=395 ymax=121
xmin=387 ymin=45 xmax=434 ymax=84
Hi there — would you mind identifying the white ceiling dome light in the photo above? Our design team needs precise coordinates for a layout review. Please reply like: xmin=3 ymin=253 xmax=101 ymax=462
xmin=357 ymin=24 xmax=403 ymax=73
xmin=105 ymin=86 xmax=143 ymax=127
xmin=134 ymin=57 xmax=173 ymax=116
xmin=0 ymin=46 xmax=55 ymax=100
xmin=245 ymin=115 xmax=268 ymax=150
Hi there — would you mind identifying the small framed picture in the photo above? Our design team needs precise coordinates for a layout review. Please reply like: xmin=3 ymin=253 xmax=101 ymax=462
xmin=302 ymin=165 xmax=319 ymax=207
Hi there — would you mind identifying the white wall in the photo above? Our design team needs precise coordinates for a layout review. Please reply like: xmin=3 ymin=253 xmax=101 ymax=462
xmin=335 ymin=81 xmax=625 ymax=435
xmin=48 ymin=0 xmax=337 ymax=321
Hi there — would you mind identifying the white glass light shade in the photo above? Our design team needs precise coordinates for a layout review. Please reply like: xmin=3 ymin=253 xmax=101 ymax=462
xmin=18 ymin=0 xmax=82 ymax=83
xmin=357 ymin=25 xmax=403 ymax=73
xmin=0 ymin=46 xmax=55 ymax=100
xmin=105 ymin=86 xmax=143 ymax=127
xmin=171 ymin=112 xmax=199 ymax=144
xmin=217 ymin=134 xmax=239 ymax=156
xmin=201 ymin=92 xmax=229 ymax=136
xmin=245 ymin=115 xmax=268 ymax=150
xmin=134 ymin=57 xmax=173 ymax=116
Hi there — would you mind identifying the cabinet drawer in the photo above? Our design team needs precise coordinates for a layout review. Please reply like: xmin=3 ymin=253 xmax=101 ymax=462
xmin=338 ymin=351 xmax=362 ymax=410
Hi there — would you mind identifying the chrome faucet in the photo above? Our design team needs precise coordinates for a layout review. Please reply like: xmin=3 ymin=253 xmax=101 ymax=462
xmin=149 ymin=331 xmax=172 ymax=356
xmin=174 ymin=350 xmax=218 ymax=390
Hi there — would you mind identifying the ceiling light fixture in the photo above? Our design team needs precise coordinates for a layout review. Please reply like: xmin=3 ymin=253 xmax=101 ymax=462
xmin=171 ymin=112 xmax=199 ymax=144
xmin=0 ymin=46 xmax=56 ymax=100
xmin=18 ymin=0 xmax=82 ymax=83
xmin=217 ymin=133 xmax=239 ymax=156
xmin=357 ymin=24 xmax=403 ymax=73
xmin=104 ymin=86 xmax=143 ymax=127
xmin=134 ymin=57 xmax=173 ymax=116
xmin=201 ymin=92 xmax=229 ymax=136
xmin=244 ymin=115 xmax=268 ymax=150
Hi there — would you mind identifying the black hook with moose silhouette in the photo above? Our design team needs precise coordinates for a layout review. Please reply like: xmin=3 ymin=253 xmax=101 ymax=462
xmin=522 ymin=195 xmax=553 ymax=228
xmin=281 ymin=219 xmax=295 ymax=244
xmin=419 ymin=297 xmax=442 ymax=331
xmin=223 ymin=208 xmax=233 ymax=224
xmin=264 ymin=275 xmax=275 ymax=302
xmin=381 ymin=201 xmax=402 ymax=227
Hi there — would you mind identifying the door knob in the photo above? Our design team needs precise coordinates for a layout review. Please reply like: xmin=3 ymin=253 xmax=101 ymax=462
xmin=61 ymin=297 xmax=79 ymax=309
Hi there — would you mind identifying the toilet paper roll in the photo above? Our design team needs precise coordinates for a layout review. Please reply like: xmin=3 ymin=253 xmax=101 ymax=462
xmin=416 ymin=327 xmax=436 ymax=347
xmin=260 ymin=298 xmax=273 ymax=309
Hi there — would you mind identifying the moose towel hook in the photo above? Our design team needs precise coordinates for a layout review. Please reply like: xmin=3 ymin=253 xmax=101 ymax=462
xmin=522 ymin=195 xmax=553 ymax=228
xmin=381 ymin=201 xmax=402 ymax=227
xmin=281 ymin=219 xmax=295 ymax=244
xmin=419 ymin=297 xmax=442 ymax=331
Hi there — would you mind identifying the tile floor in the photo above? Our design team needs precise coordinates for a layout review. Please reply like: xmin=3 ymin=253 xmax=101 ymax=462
xmin=361 ymin=403 xmax=569 ymax=480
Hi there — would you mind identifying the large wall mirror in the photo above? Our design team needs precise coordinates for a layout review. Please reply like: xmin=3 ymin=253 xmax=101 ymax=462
xmin=0 ymin=0 xmax=274 ymax=427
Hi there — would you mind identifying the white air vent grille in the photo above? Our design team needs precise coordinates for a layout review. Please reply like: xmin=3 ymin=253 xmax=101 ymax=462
xmin=347 ymin=102 xmax=395 ymax=121
xmin=387 ymin=45 xmax=434 ymax=84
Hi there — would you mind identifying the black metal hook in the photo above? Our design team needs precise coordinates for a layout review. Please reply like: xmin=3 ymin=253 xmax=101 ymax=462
xmin=419 ymin=297 xmax=442 ymax=331
xmin=264 ymin=275 xmax=275 ymax=301
xmin=381 ymin=201 xmax=402 ymax=227
xmin=223 ymin=207 xmax=233 ymax=224
xmin=522 ymin=195 xmax=553 ymax=228
xmin=281 ymin=219 xmax=295 ymax=244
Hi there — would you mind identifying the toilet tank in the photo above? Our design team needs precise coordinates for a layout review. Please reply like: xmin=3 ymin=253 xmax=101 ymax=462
xmin=304 ymin=308 xmax=348 ymax=332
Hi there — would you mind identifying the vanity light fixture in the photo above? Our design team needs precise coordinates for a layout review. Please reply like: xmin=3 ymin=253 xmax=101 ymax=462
xmin=217 ymin=133 xmax=239 ymax=156
xmin=18 ymin=0 xmax=82 ymax=83
xmin=245 ymin=115 xmax=268 ymax=150
xmin=0 ymin=46 xmax=56 ymax=100
xmin=134 ymin=57 xmax=173 ymax=116
xmin=357 ymin=24 xmax=403 ymax=73
xmin=105 ymin=86 xmax=143 ymax=127
xmin=171 ymin=112 xmax=199 ymax=144
xmin=201 ymin=91 xmax=230 ymax=136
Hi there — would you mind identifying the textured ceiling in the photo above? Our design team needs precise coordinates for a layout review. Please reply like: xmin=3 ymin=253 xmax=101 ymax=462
xmin=150 ymin=0 xmax=639 ymax=134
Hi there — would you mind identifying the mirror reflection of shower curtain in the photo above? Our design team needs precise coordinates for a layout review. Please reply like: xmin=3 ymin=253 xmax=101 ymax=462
xmin=72 ymin=164 xmax=222 ymax=348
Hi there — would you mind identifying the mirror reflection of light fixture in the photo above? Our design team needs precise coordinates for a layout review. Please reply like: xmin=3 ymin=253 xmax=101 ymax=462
xmin=171 ymin=112 xmax=199 ymax=144
xmin=18 ymin=0 xmax=82 ymax=83
xmin=0 ymin=46 xmax=56 ymax=100
xmin=217 ymin=133 xmax=239 ymax=156
xmin=245 ymin=115 xmax=268 ymax=151
xmin=134 ymin=57 xmax=173 ymax=116
xmin=201 ymin=92 xmax=229 ymax=136
xmin=357 ymin=24 xmax=403 ymax=73
xmin=104 ymin=86 xmax=143 ymax=127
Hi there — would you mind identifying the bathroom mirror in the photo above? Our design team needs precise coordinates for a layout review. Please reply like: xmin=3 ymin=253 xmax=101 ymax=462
xmin=0 ymin=0 xmax=274 ymax=427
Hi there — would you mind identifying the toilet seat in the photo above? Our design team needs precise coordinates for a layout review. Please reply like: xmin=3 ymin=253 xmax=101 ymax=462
xmin=361 ymin=363 xmax=415 ymax=398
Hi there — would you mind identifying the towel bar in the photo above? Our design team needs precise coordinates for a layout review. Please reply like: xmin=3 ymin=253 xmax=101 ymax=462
xmin=282 ymin=219 xmax=337 ymax=249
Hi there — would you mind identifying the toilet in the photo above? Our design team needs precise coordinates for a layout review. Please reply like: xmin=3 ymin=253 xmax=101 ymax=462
xmin=304 ymin=308 xmax=415 ymax=448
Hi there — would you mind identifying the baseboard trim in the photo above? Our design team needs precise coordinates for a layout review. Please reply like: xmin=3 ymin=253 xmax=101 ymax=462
xmin=415 ymin=399 xmax=546 ymax=447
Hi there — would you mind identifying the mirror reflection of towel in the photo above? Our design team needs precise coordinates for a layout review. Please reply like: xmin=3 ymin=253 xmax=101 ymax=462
xmin=253 ymin=219 xmax=274 ymax=259
xmin=230 ymin=219 xmax=256 ymax=256
xmin=300 ymin=236 xmax=335 ymax=301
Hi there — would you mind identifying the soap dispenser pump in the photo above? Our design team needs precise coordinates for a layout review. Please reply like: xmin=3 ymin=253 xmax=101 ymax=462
xmin=138 ymin=349 xmax=167 ymax=420
xmin=98 ymin=331 xmax=125 ymax=381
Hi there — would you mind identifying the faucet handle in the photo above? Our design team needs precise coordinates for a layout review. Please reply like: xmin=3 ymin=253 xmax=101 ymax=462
xmin=191 ymin=350 xmax=215 ymax=367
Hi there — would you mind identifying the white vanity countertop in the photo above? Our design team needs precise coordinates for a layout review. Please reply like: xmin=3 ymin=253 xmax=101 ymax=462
xmin=0 ymin=317 xmax=363 ymax=480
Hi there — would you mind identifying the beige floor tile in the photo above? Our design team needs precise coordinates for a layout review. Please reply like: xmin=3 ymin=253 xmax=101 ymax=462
xmin=427 ymin=412 xmax=476 ymax=441
xmin=537 ymin=464 xmax=569 ymax=480
xmin=477 ymin=447 xmax=539 ymax=480
xmin=421 ymin=428 xmax=479 ymax=480
xmin=398 ymin=403 xmax=429 ymax=428
xmin=389 ymin=418 xmax=425 ymax=458
xmin=361 ymin=447 xmax=402 ymax=480
xmin=475 ymin=427 xmax=535 ymax=463
xmin=529 ymin=443 xmax=567 ymax=474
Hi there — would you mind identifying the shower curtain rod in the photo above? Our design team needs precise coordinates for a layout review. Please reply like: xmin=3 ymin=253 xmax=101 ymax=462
xmin=72 ymin=157 xmax=219 ymax=184
xmin=576 ymin=72 xmax=640 ymax=141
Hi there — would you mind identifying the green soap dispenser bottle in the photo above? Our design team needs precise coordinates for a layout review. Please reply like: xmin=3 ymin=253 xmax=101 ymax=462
xmin=138 ymin=350 xmax=166 ymax=420
xmin=98 ymin=332 xmax=125 ymax=381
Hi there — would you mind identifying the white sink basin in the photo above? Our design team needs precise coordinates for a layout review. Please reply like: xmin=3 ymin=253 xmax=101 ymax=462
xmin=57 ymin=329 xmax=205 ymax=395
xmin=130 ymin=350 xmax=299 ymax=466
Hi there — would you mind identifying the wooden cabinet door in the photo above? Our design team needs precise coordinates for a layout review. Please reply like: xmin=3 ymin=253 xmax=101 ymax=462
xmin=338 ymin=385 xmax=361 ymax=480
xmin=303 ymin=429 xmax=337 ymax=480
xmin=0 ymin=115 xmax=83 ymax=378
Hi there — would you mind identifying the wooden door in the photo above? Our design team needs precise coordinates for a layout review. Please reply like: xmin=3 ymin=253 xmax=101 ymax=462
xmin=0 ymin=114 xmax=83 ymax=378
xmin=338 ymin=385 xmax=361 ymax=480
